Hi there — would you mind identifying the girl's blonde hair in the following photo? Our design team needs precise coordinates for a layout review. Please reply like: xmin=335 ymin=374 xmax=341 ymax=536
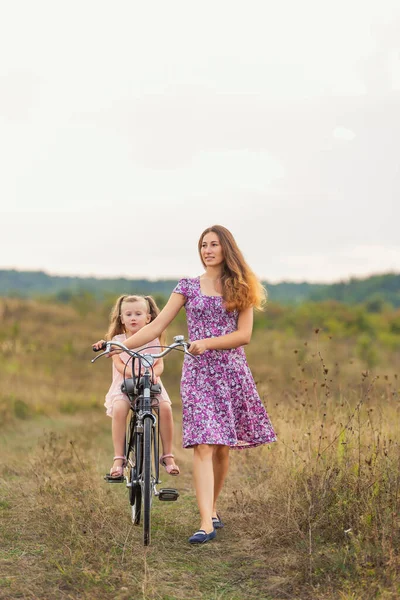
xmin=106 ymin=295 xmax=166 ymax=347
xmin=198 ymin=225 xmax=267 ymax=312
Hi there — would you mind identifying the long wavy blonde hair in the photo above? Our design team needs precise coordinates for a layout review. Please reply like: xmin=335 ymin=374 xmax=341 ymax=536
xmin=198 ymin=225 xmax=267 ymax=312
xmin=106 ymin=295 xmax=166 ymax=347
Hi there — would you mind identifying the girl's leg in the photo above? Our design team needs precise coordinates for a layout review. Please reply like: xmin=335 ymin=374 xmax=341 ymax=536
xmin=158 ymin=403 xmax=178 ymax=471
xmin=212 ymin=445 xmax=230 ymax=517
xmin=193 ymin=444 xmax=215 ymax=534
xmin=111 ymin=400 xmax=130 ymax=471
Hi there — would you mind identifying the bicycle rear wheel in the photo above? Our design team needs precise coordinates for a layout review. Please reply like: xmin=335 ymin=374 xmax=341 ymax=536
xmin=142 ymin=416 xmax=153 ymax=546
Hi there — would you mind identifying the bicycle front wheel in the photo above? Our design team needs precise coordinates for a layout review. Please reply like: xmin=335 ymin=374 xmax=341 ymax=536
xmin=142 ymin=416 xmax=153 ymax=546
xmin=126 ymin=413 xmax=142 ymax=525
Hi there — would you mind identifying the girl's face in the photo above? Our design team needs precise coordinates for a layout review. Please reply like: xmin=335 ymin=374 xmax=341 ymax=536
xmin=201 ymin=232 xmax=224 ymax=268
xmin=120 ymin=300 xmax=151 ymax=335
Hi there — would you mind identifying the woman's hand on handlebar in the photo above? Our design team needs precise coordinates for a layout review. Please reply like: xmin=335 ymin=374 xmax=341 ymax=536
xmin=188 ymin=339 xmax=209 ymax=355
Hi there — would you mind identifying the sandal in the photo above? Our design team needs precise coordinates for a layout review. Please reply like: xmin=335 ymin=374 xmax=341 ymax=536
xmin=159 ymin=454 xmax=180 ymax=476
xmin=110 ymin=455 xmax=127 ymax=478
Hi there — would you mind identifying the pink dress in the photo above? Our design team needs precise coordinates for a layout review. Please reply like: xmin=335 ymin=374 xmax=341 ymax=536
xmin=104 ymin=333 xmax=171 ymax=417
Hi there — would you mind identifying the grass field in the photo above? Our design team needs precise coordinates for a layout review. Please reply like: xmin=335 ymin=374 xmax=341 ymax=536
xmin=0 ymin=298 xmax=399 ymax=599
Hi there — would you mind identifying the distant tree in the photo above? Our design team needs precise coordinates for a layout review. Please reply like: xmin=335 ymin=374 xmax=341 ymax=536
xmin=1 ymin=269 xmax=400 ymax=307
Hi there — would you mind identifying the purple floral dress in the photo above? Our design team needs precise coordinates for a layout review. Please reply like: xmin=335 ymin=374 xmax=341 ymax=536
xmin=173 ymin=277 xmax=277 ymax=449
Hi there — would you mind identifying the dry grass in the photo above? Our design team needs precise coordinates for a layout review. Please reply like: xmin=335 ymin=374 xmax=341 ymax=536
xmin=0 ymin=298 xmax=399 ymax=599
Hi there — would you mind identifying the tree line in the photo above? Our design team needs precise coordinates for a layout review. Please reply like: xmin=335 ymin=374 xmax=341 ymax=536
xmin=1 ymin=269 xmax=400 ymax=308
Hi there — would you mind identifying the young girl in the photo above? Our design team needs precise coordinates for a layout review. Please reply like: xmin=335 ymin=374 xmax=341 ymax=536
xmin=94 ymin=226 xmax=276 ymax=543
xmin=104 ymin=294 xmax=179 ymax=478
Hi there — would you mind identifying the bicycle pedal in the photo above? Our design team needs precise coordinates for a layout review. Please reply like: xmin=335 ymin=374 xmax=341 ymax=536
xmin=158 ymin=488 xmax=179 ymax=501
xmin=103 ymin=474 xmax=125 ymax=483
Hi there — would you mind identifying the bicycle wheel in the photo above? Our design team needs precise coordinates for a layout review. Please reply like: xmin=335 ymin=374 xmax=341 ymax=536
xmin=152 ymin=409 xmax=159 ymax=484
xmin=126 ymin=413 xmax=142 ymax=525
xmin=142 ymin=416 xmax=153 ymax=546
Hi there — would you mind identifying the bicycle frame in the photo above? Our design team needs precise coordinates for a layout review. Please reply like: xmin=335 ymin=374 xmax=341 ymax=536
xmin=92 ymin=335 xmax=193 ymax=545
xmin=124 ymin=359 xmax=161 ymax=539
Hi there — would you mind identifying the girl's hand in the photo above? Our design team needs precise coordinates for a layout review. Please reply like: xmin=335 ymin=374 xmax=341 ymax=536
xmin=108 ymin=349 xmax=123 ymax=356
xmin=92 ymin=339 xmax=122 ymax=356
xmin=188 ymin=339 xmax=209 ymax=355
xmin=92 ymin=339 xmax=106 ymax=351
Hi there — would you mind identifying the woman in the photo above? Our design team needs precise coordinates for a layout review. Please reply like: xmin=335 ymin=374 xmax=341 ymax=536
xmin=94 ymin=225 xmax=276 ymax=544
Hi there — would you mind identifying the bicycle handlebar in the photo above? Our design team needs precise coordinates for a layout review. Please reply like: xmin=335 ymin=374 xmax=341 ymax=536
xmin=91 ymin=335 xmax=195 ymax=365
xmin=93 ymin=341 xmax=107 ymax=352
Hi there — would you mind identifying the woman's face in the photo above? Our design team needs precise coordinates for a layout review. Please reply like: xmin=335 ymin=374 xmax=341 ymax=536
xmin=201 ymin=232 xmax=224 ymax=268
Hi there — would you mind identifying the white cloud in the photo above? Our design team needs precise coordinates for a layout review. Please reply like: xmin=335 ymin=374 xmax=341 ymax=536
xmin=332 ymin=127 xmax=356 ymax=141
xmin=388 ymin=49 xmax=400 ymax=89
xmin=277 ymin=244 xmax=400 ymax=282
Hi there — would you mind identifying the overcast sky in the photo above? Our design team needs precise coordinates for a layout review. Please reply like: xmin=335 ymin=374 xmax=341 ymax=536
xmin=1 ymin=0 xmax=399 ymax=283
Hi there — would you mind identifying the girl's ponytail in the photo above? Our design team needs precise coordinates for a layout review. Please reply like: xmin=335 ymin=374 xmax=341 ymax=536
xmin=106 ymin=295 xmax=127 ymax=339
xmin=144 ymin=296 xmax=160 ymax=320
xmin=144 ymin=295 xmax=166 ymax=347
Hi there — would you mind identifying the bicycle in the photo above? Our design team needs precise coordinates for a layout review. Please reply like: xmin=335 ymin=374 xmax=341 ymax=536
xmin=92 ymin=335 xmax=193 ymax=545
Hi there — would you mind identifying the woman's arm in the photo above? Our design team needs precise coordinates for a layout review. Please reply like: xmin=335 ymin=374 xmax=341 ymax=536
xmin=123 ymin=293 xmax=186 ymax=350
xmin=188 ymin=306 xmax=253 ymax=355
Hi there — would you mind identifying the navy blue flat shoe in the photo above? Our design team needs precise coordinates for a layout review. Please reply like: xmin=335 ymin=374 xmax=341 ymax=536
xmin=212 ymin=514 xmax=224 ymax=529
xmin=188 ymin=529 xmax=216 ymax=544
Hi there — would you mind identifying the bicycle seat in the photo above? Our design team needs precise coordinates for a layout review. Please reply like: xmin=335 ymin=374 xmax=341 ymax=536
xmin=121 ymin=378 xmax=162 ymax=396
